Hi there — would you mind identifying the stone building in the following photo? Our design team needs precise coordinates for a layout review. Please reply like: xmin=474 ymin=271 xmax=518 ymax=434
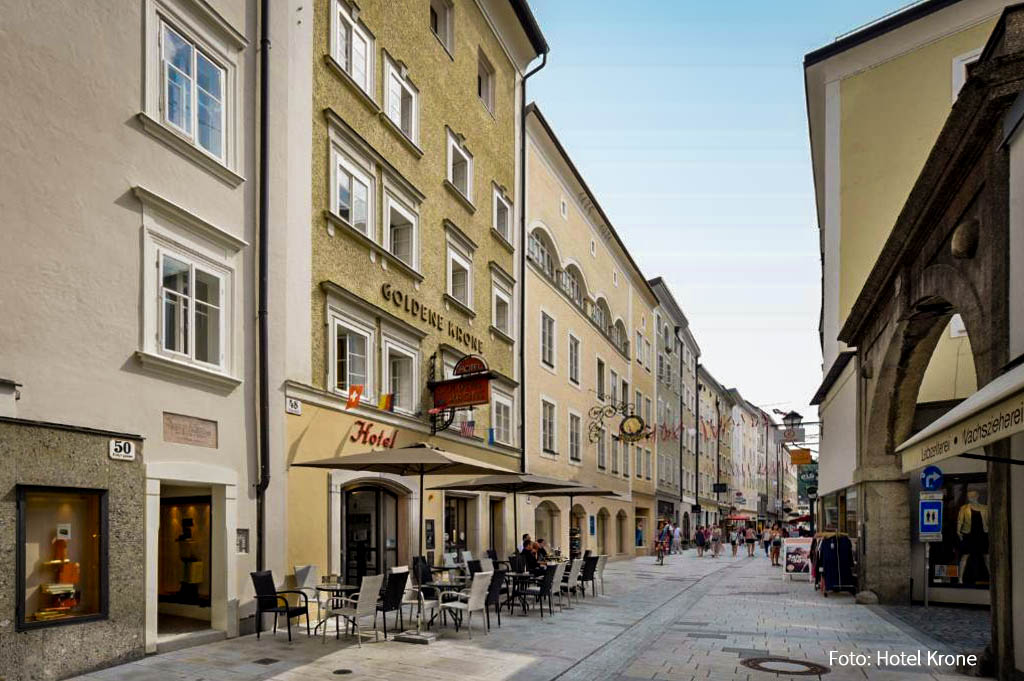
xmin=280 ymin=0 xmax=548 ymax=586
xmin=523 ymin=104 xmax=659 ymax=558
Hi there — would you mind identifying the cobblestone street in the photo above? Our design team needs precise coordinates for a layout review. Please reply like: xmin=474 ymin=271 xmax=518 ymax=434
xmin=72 ymin=551 xmax=988 ymax=681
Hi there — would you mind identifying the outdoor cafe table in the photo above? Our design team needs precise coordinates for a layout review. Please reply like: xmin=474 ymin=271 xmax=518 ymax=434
xmin=313 ymin=583 xmax=359 ymax=635
xmin=504 ymin=571 xmax=539 ymax=614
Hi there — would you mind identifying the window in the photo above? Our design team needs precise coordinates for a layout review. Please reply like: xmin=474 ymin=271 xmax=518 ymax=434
xmin=383 ymin=339 xmax=416 ymax=413
xmin=621 ymin=380 xmax=630 ymax=405
xmin=635 ymin=390 xmax=642 ymax=419
xmin=596 ymin=358 xmax=606 ymax=400
xmin=590 ymin=239 xmax=596 ymax=256
xmin=644 ymin=340 xmax=652 ymax=369
xmin=645 ymin=397 xmax=652 ymax=426
xmin=384 ymin=56 xmax=418 ymax=142
xmin=560 ymin=197 xmax=568 ymax=219
xmin=613 ymin=270 xmax=618 ymax=286
xmin=332 ymin=316 xmax=373 ymax=399
xmin=17 ymin=486 xmax=107 ymax=630
xmin=541 ymin=400 xmax=556 ymax=454
xmin=492 ymin=279 xmax=511 ymax=335
xmin=657 ymin=354 xmax=665 ymax=382
xmin=568 ymin=334 xmax=580 ymax=385
xmin=493 ymin=188 xmax=511 ymax=241
xmin=636 ymin=331 xmax=643 ymax=363
xmin=569 ymin=413 xmax=581 ymax=462
xmin=610 ymin=370 xmax=619 ymax=404
xmin=385 ymin=194 xmax=417 ymax=267
xmin=335 ymin=1 xmax=372 ymax=93
xmin=611 ymin=438 xmax=619 ymax=474
xmin=477 ymin=50 xmax=495 ymax=113
xmin=447 ymin=246 xmax=472 ymax=307
xmin=445 ymin=496 xmax=468 ymax=552
xmin=540 ymin=312 xmax=555 ymax=367
xmin=160 ymin=251 xmax=224 ymax=368
xmin=335 ymin=152 xmax=373 ymax=235
xmin=528 ymin=232 xmax=554 ymax=277
xmin=623 ymin=442 xmax=630 ymax=476
xmin=561 ymin=269 xmax=583 ymax=305
xmin=429 ymin=0 xmax=453 ymax=52
xmin=492 ymin=391 xmax=513 ymax=446
xmin=635 ymin=447 xmax=642 ymax=478
xmin=447 ymin=131 xmax=473 ymax=199
xmin=160 ymin=23 xmax=225 ymax=160
xmin=646 ymin=449 xmax=652 ymax=480
xmin=597 ymin=430 xmax=606 ymax=469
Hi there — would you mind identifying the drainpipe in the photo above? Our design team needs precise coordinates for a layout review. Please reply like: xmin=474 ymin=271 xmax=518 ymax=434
xmin=255 ymin=0 xmax=271 ymax=572
xmin=517 ymin=52 xmax=547 ymax=473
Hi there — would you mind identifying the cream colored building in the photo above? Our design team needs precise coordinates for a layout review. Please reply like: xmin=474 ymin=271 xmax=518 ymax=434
xmin=806 ymin=0 xmax=1005 ymax=605
xmin=524 ymin=104 xmax=660 ymax=558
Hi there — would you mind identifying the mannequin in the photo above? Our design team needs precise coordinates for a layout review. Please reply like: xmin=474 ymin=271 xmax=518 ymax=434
xmin=956 ymin=489 xmax=989 ymax=585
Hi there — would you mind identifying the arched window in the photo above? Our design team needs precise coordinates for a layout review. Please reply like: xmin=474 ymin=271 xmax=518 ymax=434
xmin=528 ymin=230 xmax=555 ymax=277
xmin=592 ymin=298 xmax=610 ymax=330
xmin=560 ymin=264 xmax=586 ymax=307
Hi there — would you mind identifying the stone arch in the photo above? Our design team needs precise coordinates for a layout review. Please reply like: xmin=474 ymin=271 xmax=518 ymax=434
xmin=561 ymin=260 xmax=589 ymax=305
xmin=596 ymin=507 xmax=610 ymax=555
xmin=616 ymin=509 xmax=628 ymax=554
xmin=527 ymin=220 xmax=562 ymax=277
xmin=592 ymin=296 xmax=612 ymax=330
xmin=534 ymin=500 xmax=561 ymax=551
xmin=612 ymin=318 xmax=628 ymax=348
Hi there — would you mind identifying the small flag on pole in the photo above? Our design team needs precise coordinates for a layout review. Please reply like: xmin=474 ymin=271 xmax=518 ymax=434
xmin=378 ymin=393 xmax=394 ymax=412
xmin=488 ymin=428 xmax=495 ymax=445
xmin=345 ymin=385 xmax=364 ymax=409
xmin=460 ymin=419 xmax=476 ymax=438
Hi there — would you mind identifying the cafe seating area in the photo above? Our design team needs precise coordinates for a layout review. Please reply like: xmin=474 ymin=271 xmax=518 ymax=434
xmin=251 ymin=549 xmax=611 ymax=646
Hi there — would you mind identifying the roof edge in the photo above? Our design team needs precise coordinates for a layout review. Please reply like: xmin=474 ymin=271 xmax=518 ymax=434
xmin=509 ymin=0 xmax=549 ymax=56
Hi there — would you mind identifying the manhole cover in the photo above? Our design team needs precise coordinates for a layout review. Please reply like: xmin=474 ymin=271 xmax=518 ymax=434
xmin=253 ymin=658 xmax=279 ymax=665
xmin=741 ymin=657 xmax=830 ymax=676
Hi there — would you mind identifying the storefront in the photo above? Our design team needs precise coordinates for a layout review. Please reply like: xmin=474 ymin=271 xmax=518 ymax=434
xmin=0 ymin=417 xmax=145 ymax=680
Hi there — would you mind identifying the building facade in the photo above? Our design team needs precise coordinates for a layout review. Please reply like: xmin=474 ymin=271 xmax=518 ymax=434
xmin=0 ymin=0 xmax=264 ymax=673
xmin=281 ymin=0 xmax=547 ymax=587
xmin=696 ymin=366 xmax=729 ymax=529
xmin=523 ymin=104 xmax=659 ymax=558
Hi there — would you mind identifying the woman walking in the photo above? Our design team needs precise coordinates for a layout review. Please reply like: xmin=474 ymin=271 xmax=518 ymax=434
xmin=710 ymin=527 xmax=722 ymax=558
xmin=695 ymin=525 xmax=706 ymax=557
xmin=770 ymin=526 xmax=783 ymax=566
xmin=730 ymin=528 xmax=739 ymax=557
xmin=745 ymin=526 xmax=756 ymax=556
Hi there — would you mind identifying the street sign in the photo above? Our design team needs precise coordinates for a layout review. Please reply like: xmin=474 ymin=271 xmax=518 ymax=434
xmin=712 ymin=483 xmax=728 ymax=493
xmin=790 ymin=448 xmax=812 ymax=465
xmin=691 ymin=504 xmax=702 ymax=514
xmin=919 ymin=492 xmax=943 ymax=542
xmin=921 ymin=465 xmax=943 ymax=491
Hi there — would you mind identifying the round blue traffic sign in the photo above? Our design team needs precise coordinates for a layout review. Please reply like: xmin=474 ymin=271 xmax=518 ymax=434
xmin=921 ymin=465 xmax=943 ymax=491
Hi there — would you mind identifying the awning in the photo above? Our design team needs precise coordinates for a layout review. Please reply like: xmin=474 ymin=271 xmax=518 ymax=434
xmin=896 ymin=361 xmax=1024 ymax=472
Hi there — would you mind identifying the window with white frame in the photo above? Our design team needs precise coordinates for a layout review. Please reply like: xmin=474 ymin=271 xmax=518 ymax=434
xmin=646 ymin=397 xmax=653 ymax=428
xmin=332 ymin=315 xmax=373 ymax=398
xmin=335 ymin=1 xmax=372 ymax=93
xmin=596 ymin=358 xmax=605 ymax=400
xmin=645 ymin=340 xmax=652 ymax=369
xmin=492 ymin=390 xmax=513 ymax=446
xmin=658 ymin=398 xmax=665 ymax=428
xmin=623 ymin=442 xmax=630 ymax=476
xmin=560 ymin=197 xmax=568 ymax=219
xmin=383 ymin=338 xmax=417 ymax=413
xmin=492 ymin=278 xmax=511 ymax=335
xmin=159 ymin=250 xmax=225 ymax=368
xmin=447 ymin=131 xmax=473 ymax=199
xmin=493 ymin=188 xmax=511 ymax=241
xmin=541 ymin=400 xmax=556 ymax=454
xmin=384 ymin=56 xmax=418 ymax=142
xmin=540 ymin=312 xmax=555 ymax=367
xmin=636 ymin=331 xmax=643 ymax=363
xmin=635 ymin=446 xmax=642 ymax=478
xmin=611 ymin=437 xmax=619 ymax=473
xmin=477 ymin=49 xmax=495 ymax=113
xmin=447 ymin=242 xmax=472 ymax=307
xmin=597 ymin=429 xmax=606 ymax=469
xmin=609 ymin=369 xmax=618 ymax=404
xmin=527 ymin=232 xmax=554 ymax=276
xmin=569 ymin=413 xmax=581 ymax=462
xmin=429 ymin=0 xmax=453 ymax=52
xmin=657 ymin=354 xmax=665 ymax=382
xmin=561 ymin=269 xmax=583 ymax=305
xmin=160 ymin=22 xmax=226 ymax=160
xmin=335 ymin=150 xmax=373 ymax=235
xmin=385 ymin=193 xmax=417 ymax=267
xmin=568 ymin=334 xmax=580 ymax=384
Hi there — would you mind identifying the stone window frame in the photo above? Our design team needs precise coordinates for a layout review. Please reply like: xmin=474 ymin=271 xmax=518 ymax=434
xmin=381 ymin=333 xmax=419 ymax=416
xmin=383 ymin=51 xmax=420 ymax=145
xmin=327 ymin=306 xmax=376 ymax=405
xmin=567 ymin=331 xmax=581 ymax=387
xmin=491 ymin=388 xmax=514 ymax=446
xmin=540 ymin=396 xmax=558 ymax=457
xmin=330 ymin=0 xmax=375 ymax=97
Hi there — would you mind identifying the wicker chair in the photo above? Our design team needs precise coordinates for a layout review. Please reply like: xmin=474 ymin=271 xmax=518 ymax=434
xmin=323 ymin=573 xmax=383 ymax=646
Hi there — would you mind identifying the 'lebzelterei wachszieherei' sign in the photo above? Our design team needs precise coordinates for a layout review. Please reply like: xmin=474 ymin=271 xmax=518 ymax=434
xmin=897 ymin=389 xmax=1024 ymax=472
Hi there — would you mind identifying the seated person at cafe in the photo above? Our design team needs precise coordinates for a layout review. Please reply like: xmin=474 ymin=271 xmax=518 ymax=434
xmin=521 ymin=541 xmax=544 ymax=575
xmin=519 ymin=533 xmax=532 ymax=552
xmin=535 ymin=538 xmax=549 ymax=560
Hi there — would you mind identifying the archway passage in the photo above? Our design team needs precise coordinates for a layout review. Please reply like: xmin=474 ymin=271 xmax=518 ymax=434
xmin=534 ymin=500 xmax=561 ymax=553
xmin=616 ymin=510 xmax=628 ymax=554
xmin=596 ymin=508 xmax=610 ymax=555
xmin=570 ymin=504 xmax=587 ymax=559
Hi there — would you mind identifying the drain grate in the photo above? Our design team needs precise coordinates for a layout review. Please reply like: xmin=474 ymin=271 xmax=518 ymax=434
xmin=722 ymin=646 xmax=770 ymax=659
xmin=741 ymin=657 xmax=830 ymax=676
xmin=253 ymin=658 xmax=279 ymax=665
xmin=687 ymin=633 xmax=727 ymax=640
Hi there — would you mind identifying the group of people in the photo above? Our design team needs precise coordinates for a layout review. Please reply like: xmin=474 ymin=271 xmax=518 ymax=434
xmin=518 ymin=533 xmax=550 ymax=574
xmin=679 ymin=522 xmax=799 ymax=564
xmin=655 ymin=521 xmax=684 ymax=556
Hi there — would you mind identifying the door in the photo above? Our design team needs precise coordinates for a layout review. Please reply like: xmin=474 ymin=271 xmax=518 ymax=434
xmin=343 ymin=486 xmax=398 ymax=585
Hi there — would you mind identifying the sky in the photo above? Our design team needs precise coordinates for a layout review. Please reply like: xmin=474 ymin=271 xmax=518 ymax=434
xmin=527 ymin=0 xmax=909 ymax=421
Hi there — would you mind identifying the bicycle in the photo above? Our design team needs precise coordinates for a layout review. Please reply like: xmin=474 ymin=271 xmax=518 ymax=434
xmin=655 ymin=539 xmax=667 ymax=565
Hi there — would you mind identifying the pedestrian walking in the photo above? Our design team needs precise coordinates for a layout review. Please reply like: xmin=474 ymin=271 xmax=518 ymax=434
xmin=770 ymin=526 xmax=783 ymax=566
xmin=730 ymin=528 xmax=739 ymax=556
xmin=695 ymin=525 xmax=706 ymax=557
xmin=672 ymin=523 xmax=682 ymax=554
xmin=762 ymin=527 xmax=772 ymax=556
xmin=745 ymin=526 xmax=756 ymax=556
xmin=710 ymin=527 xmax=722 ymax=558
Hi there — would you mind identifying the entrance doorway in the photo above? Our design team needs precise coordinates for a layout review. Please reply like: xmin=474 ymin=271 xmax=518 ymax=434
xmin=344 ymin=486 xmax=398 ymax=585
xmin=489 ymin=497 xmax=505 ymax=554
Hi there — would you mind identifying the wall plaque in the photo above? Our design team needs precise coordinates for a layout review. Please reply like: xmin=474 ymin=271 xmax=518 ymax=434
xmin=163 ymin=412 xmax=219 ymax=448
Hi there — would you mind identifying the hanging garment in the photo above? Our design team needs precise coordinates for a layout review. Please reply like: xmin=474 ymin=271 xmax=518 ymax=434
xmin=819 ymin=535 xmax=854 ymax=592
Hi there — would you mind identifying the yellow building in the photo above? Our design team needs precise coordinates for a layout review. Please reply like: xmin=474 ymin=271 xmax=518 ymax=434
xmin=283 ymin=0 xmax=547 ymax=583
xmin=806 ymin=0 xmax=1005 ymax=604
xmin=696 ymin=366 xmax=729 ymax=528
xmin=524 ymin=104 xmax=660 ymax=559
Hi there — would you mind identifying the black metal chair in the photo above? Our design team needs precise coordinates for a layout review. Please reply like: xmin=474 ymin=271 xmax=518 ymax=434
xmin=411 ymin=557 xmax=441 ymax=628
xmin=375 ymin=570 xmax=408 ymax=639
xmin=578 ymin=556 xmax=599 ymax=598
xmin=520 ymin=564 xmax=557 ymax=617
xmin=484 ymin=569 xmax=506 ymax=629
xmin=467 ymin=559 xmax=483 ymax=578
xmin=250 ymin=570 xmax=309 ymax=641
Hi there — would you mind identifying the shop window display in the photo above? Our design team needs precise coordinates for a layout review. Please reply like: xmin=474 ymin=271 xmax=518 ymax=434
xmin=17 ymin=486 xmax=107 ymax=628
xmin=928 ymin=474 xmax=989 ymax=589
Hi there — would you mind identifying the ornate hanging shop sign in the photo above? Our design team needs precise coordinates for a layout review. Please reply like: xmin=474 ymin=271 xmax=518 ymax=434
xmin=587 ymin=399 xmax=653 ymax=444
xmin=427 ymin=354 xmax=494 ymax=435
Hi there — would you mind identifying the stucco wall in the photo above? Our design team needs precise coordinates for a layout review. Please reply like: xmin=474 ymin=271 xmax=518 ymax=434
xmin=0 ymin=421 xmax=145 ymax=681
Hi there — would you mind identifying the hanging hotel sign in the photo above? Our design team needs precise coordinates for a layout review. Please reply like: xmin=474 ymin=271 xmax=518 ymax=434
xmin=619 ymin=414 xmax=647 ymax=443
xmin=429 ymin=355 xmax=492 ymax=410
xmin=897 ymin=385 xmax=1024 ymax=472
xmin=789 ymin=448 xmax=812 ymax=465
xmin=381 ymin=283 xmax=485 ymax=354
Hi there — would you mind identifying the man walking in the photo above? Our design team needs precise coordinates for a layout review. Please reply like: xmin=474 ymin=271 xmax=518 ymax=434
xmin=672 ymin=523 xmax=682 ymax=554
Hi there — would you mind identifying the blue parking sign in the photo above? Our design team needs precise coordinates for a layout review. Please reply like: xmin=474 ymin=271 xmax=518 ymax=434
xmin=919 ymin=492 xmax=943 ymax=541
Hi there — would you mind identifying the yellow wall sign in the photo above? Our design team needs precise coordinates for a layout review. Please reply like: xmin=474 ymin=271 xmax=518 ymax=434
xmin=899 ymin=390 xmax=1024 ymax=472
xmin=789 ymin=448 xmax=812 ymax=465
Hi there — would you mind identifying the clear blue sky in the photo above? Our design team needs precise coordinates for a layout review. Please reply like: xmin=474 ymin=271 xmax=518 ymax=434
xmin=527 ymin=0 xmax=907 ymax=420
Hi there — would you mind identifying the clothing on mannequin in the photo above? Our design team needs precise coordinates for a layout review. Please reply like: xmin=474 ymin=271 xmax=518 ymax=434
xmin=956 ymin=490 xmax=989 ymax=585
